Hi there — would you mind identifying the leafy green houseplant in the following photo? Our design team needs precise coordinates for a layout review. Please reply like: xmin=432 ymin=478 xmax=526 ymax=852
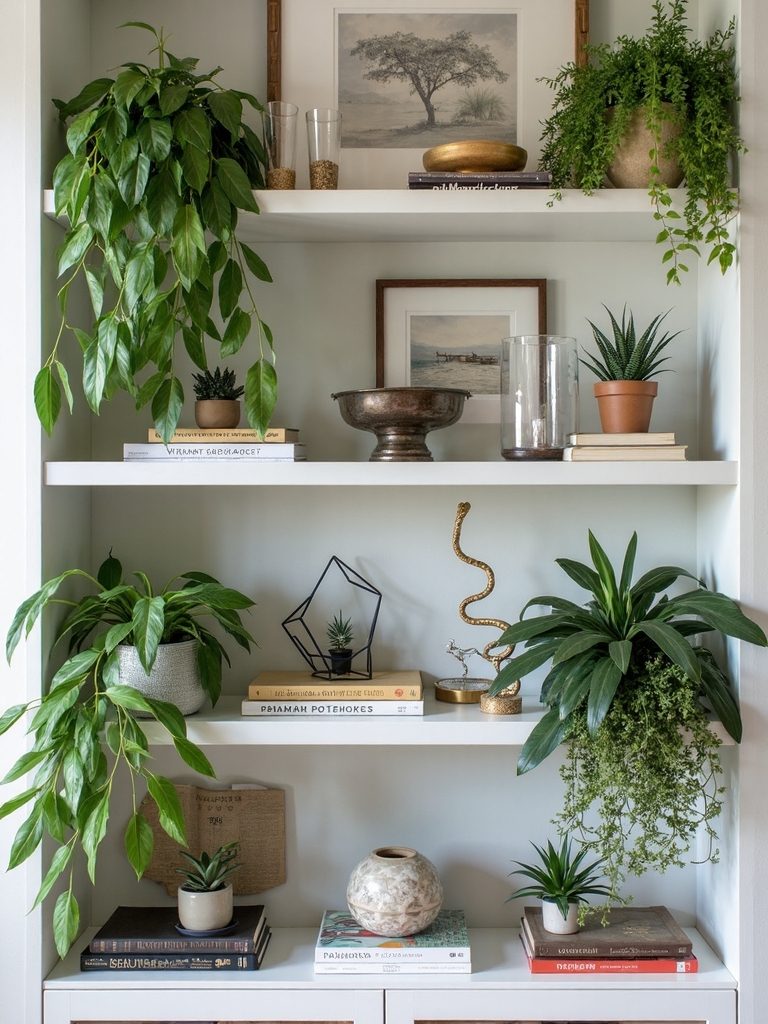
xmin=176 ymin=840 xmax=242 ymax=892
xmin=176 ymin=841 xmax=242 ymax=931
xmin=192 ymin=366 xmax=244 ymax=429
xmin=43 ymin=23 xmax=276 ymax=443
xmin=508 ymin=837 xmax=611 ymax=933
xmin=538 ymin=0 xmax=743 ymax=284
xmin=1 ymin=552 xmax=256 ymax=957
xmin=581 ymin=305 xmax=680 ymax=433
xmin=489 ymin=531 xmax=767 ymax=899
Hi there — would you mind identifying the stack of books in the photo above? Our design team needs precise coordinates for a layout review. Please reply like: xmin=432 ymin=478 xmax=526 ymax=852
xmin=314 ymin=908 xmax=471 ymax=973
xmin=408 ymin=170 xmax=551 ymax=190
xmin=520 ymin=905 xmax=697 ymax=974
xmin=123 ymin=426 xmax=304 ymax=462
xmin=241 ymin=670 xmax=424 ymax=717
xmin=564 ymin=432 xmax=687 ymax=462
xmin=80 ymin=904 xmax=271 ymax=972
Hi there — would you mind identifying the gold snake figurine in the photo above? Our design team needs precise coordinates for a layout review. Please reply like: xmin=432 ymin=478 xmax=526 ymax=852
xmin=452 ymin=501 xmax=517 ymax=680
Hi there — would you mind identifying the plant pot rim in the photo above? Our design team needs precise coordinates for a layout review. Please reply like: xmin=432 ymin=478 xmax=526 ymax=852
xmin=593 ymin=379 xmax=659 ymax=396
xmin=179 ymin=881 xmax=232 ymax=894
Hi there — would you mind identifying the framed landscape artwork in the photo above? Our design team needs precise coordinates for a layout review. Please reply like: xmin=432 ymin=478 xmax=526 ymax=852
xmin=376 ymin=279 xmax=547 ymax=423
xmin=275 ymin=1 xmax=582 ymax=188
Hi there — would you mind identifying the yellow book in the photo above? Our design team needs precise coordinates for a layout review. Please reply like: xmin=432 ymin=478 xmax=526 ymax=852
xmin=148 ymin=427 xmax=299 ymax=443
xmin=248 ymin=670 xmax=423 ymax=701
xmin=564 ymin=445 xmax=687 ymax=462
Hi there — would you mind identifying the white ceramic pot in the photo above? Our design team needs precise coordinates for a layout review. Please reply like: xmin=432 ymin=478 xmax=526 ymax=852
xmin=117 ymin=639 xmax=206 ymax=717
xmin=346 ymin=846 xmax=443 ymax=936
xmin=541 ymin=898 xmax=580 ymax=934
xmin=177 ymin=883 xmax=234 ymax=932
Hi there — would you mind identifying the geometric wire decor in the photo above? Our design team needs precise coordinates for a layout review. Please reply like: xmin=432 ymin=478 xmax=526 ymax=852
xmin=281 ymin=556 xmax=382 ymax=679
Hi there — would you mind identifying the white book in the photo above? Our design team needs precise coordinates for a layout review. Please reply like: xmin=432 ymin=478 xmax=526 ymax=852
xmin=123 ymin=442 xmax=306 ymax=460
xmin=314 ymin=961 xmax=471 ymax=974
xmin=241 ymin=700 xmax=423 ymax=717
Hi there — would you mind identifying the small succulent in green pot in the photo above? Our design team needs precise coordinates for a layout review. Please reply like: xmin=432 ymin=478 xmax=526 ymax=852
xmin=489 ymin=530 xmax=767 ymax=899
xmin=581 ymin=305 xmax=681 ymax=433
xmin=508 ymin=837 xmax=612 ymax=933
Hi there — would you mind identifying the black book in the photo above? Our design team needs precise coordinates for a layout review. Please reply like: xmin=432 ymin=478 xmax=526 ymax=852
xmin=408 ymin=170 xmax=551 ymax=190
xmin=89 ymin=904 xmax=266 ymax=953
xmin=81 ymin=925 xmax=271 ymax=971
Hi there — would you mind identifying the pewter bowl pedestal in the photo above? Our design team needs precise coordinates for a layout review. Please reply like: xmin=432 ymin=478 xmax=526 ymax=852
xmin=332 ymin=387 xmax=471 ymax=462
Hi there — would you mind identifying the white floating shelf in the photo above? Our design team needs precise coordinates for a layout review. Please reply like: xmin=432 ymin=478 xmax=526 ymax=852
xmin=43 ymin=187 xmax=687 ymax=244
xmin=43 ymin=459 xmax=738 ymax=487
xmin=137 ymin=693 xmax=734 ymax=748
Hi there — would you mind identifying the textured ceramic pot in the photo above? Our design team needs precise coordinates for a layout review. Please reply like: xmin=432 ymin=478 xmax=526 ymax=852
xmin=194 ymin=399 xmax=241 ymax=428
xmin=541 ymin=899 xmax=579 ymax=934
xmin=594 ymin=380 xmax=658 ymax=433
xmin=346 ymin=846 xmax=443 ymax=936
xmin=178 ymin=883 xmax=233 ymax=932
xmin=606 ymin=104 xmax=683 ymax=189
xmin=117 ymin=639 xmax=206 ymax=716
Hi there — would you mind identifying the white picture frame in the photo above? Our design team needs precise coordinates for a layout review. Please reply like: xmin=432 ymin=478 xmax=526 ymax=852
xmin=376 ymin=278 xmax=547 ymax=423
xmin=279 ymin=1 xmax=577 ymax=189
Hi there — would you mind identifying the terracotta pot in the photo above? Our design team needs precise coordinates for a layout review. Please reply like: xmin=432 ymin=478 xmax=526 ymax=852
xmin=606 ymin=104 xmax=683 ymax=189
xmin=194 ymin=399 xmax=241 ymax=429
xmin=541 ymin=899 xmax=579 ymax=934
xmin=178 ymin=883 xmax=233 ymax=932
xmin=594 ymin=380 xmax=658 ymax=434
xmin=346 ymin=846 xmax=443 ymax=936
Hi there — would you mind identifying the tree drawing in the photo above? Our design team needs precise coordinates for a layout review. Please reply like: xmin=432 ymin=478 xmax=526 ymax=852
xmin=349 ymin=30 xmax=509 ymax=127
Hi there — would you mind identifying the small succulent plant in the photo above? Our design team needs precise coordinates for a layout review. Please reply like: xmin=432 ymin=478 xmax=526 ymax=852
xmin=581 ymin=305 xmax=681 ymax=381
xmin=176 ymin=841 xmax=242 ymax=892
xmin=326 ymin=610 xmax=354 ymax=651
xmin=192 ymin=367 xmax=245 ymax=401
xmin=507 ymin=837 xmax=612 ymax=921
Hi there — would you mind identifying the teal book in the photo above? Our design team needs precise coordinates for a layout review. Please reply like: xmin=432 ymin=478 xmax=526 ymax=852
xmin=314 ymin=909 xmax=470 ymax=964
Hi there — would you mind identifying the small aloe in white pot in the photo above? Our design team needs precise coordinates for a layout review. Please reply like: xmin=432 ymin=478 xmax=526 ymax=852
xmin=176 ymin=841 xmax=242 ymax=932
xmin=507 ymin=837 xmax=612 ymax=934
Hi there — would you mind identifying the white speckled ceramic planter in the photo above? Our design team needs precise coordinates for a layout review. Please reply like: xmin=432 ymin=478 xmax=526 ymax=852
xmin=346 ymin=846 xmax=443 ymax=936
xmin=542 ymin=898 xmax=580 ymax=934
xmin=177 ymin=883 xmax=233 ymax=932
xmin=117 ymin=639 xmax=206 ymax=716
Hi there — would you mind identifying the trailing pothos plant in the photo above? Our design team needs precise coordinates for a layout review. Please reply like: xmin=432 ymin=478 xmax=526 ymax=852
xmin=538 ymin=0 xmax=743 ymax=285
xmin=489 ymin=531 xmax=767 ymax=899
xmin=0 ymin=552 xmax=256 ymax=958
xmin=44 ymin=22 xmax=276 ymax=443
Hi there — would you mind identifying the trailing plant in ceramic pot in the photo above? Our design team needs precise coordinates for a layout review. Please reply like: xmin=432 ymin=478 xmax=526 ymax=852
xmin=489 ymin=531 xmax=767 ymax=900
xmin=43 ymin=22 xmax=276 ymax=443
xmin=581 ymin=305 xmax=680 ymax=433
xmin=1 ymin=552 xmax=255 ymax=956
xmin=538 ymin=0 xmax=744 ymax=284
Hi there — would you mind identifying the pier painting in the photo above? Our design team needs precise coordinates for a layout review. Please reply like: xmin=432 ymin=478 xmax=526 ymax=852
xmin=408 ymin=312 xmax=508 ymax=394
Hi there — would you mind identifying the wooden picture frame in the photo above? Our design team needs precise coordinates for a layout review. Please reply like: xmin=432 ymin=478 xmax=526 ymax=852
xmin=268 ymin=2 xmax=588 ymax=188
xmin=376 ymin=278 xmax=547 ymax=424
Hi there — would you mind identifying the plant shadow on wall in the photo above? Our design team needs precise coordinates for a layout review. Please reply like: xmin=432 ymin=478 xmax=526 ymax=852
xmin=488 ymin=531 xmax=767 ymax=903
xmin=0 ymin=552 xmax=256 ymax=958
xmin=42 ymin=23 xmax=276 ymax=443
xmin=537 ymin=0 xmax=744 ymax=285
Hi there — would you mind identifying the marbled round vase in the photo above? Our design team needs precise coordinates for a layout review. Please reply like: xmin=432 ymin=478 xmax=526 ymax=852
xmin=346 ymin=846 xmax=443 ymax=936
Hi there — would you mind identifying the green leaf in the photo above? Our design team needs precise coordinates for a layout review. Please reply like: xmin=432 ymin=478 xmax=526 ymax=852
xmin=118 ymin=151 xmax=151 ymax=209
xmin=181 ymin=144 xmax=210 ymax=194
xmin=244 ymin=359 xmax=277 ymax=436
xmin=585 ymin=656 xmax=623 ymax=734
xmin=664 ymin=590 xmax=768 ymax=646
xmin=0 ymin=786 xmax=39 ymax=821
xmin=555 ymin=557 xmax=601 ymax=596
xmin=632 ymin=619 xmax=702 ymax=680
xmin=698 ymin=649 xmax=742 ymax=742
xmin=240 ymin=243 xmax=272 ymax=283
xmin=182 ymin=324 xmax=207 ymax=369
xmin=174 ymin=106 xmax=212 ymax=152
xmin=146 ymin=775 xmax=187 ymax=846
xmin=216 ymin=157 xmax=259 ymax=213
xmin=151 ymin=376 xmax=185 ymax=444
xmin=208 ymin=90 xmax=243 ymax=136
xmin=55 ymin=78 xmax=114 ymax=120
xmin=8 ymin=804 xmax=44 ymax=868
xmin=221 ymin=307 xmax=252 ymax=357
xmin=202 ymin=181 xmax=234 ymax=239
xmin=0 ymin=704 xmax=28 ymax=738
xmin=33 ymin=367 xmax=61 ymax=436
xmin=33 ymin=844 xmax=74 ymax=910
xmin=170 ymin=205 xmax=206 ymax=291
xmin=2 ymin=748 xmax=52 ymax=785
xmin=159 ymin=84 xmax=190 ymax=116
xmin=52 ymin=889 xmax=80 ymax=960
xmin=101 ymin=104 xmax=129 ymax=156
xmin=552 ymin=631 xmax=609 ymax=665
xmin=105 ymin=683 xmax=154 ymax=715
xmin=129 ymin=595 xmax=166 ymax=672
xmin=517 ymin=707 xmax=570 ymax=775
xmin=488 ymin=640 xmax=562 ymax=696
xmin=173 ymin=735 xmax=216 ymax=777
xmin=112 ymin=68 xmax=147 ymax=109
xmin=609 ymin=639 xmax=632 ymax=673
xmin=82 ymin=791 xmax=110 ymax=883
xmin=57 ymin=222 xmax=95 ymax=276
xmin=66 ymin=109 xmax=99 ymax=156
xmin=125 ymin=811 xmax=154 ymax=879
xmin=137 ymin=117 xmax=173 ymax=163
xmin=124 ymin=240 xmax=157 ymax=310
xmin=218 ymin=259 xmax=243 ymax=320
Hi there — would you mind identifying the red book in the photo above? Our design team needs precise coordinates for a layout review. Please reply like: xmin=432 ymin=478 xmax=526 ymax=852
xmin=520 ymin=933 xmax=698 ymax=974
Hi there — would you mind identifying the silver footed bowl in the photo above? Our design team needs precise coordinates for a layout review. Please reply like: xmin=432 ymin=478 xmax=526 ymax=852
xmin=332 ymin=387 xmax=471 ymax=462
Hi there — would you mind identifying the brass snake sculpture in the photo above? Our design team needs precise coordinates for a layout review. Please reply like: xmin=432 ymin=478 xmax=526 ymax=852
xmin=452 ymin=501 xmax=517 ymax=681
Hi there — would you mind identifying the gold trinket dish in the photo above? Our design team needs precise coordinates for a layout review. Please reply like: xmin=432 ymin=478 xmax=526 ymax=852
xmin=434 ymin=678 xmax=491 ymax=703
xmin=422 ymin=141 xmax=527 ymax=173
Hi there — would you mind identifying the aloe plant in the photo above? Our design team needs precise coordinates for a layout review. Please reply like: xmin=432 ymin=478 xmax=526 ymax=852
xmin=508 ymin=837 xmax=612 ymax=920
xmin=326 ymin=611 xmax=353 ymax=652
xmin=581 ymin=305 xmax=680 ymax=381
xmin=176 ymin=841 xmax=242 ymax=891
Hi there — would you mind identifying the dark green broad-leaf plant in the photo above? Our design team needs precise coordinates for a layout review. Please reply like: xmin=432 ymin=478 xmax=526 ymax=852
xmin=42 ymin=23 xmax=276 ymax=443
xmin=488 ymin=533 xmax=767 ymax=895
xmin=0 ymin=553 xmax=256 ymax=958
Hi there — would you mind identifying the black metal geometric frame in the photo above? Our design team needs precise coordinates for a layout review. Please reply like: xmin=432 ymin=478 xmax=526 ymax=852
xmin=281 ymin=556 xmax=382 ymax=679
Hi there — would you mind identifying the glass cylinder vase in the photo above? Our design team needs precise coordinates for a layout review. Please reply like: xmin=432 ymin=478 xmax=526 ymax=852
xmin=500 ymin=335 xmax=578 ymax=460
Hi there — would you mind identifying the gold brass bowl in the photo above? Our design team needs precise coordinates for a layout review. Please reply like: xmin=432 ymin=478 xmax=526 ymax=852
xmin=332 ymin=387 xmax=471 ymax=462
xmin=422 ymin=140 xmax=527 ymax=174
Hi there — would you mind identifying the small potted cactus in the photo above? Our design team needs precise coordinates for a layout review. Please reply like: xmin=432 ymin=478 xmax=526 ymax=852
xmin=176 ymin=841 xmax=242 ymax=933
xmin=326 ymin=610 xmax=354 ymax=675
xmin=192 ymin=367 xmax=245 ymax=429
